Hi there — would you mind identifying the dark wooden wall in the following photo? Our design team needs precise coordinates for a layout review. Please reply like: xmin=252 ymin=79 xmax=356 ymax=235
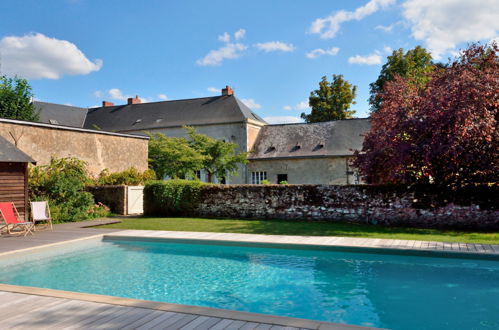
xmin=0 ymin=162 xmax=28 ymax=220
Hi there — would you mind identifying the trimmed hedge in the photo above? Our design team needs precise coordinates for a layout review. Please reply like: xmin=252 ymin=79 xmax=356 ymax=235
xmin=144 ymin=179 xmax=206 ymax=216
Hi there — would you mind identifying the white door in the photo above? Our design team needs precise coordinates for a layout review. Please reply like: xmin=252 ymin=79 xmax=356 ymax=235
xmin=127 ymin=186 xmax=144 ymax=215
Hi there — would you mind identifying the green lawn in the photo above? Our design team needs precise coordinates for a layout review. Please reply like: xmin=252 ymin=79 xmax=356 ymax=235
xmin=101 ymin=217 xmax=499 ymax=244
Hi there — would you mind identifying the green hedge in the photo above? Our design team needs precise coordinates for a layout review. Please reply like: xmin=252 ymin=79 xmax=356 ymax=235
xmin=144 ymin=179 xmax=205 ymax=216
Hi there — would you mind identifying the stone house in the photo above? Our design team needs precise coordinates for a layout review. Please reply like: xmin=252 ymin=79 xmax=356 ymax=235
xmin=248 ymin=119 xmax=370 ymax=184
xmin=33 ymin=86 xmax=370 ymax=184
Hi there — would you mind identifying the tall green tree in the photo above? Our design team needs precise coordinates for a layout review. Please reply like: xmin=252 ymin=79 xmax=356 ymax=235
xmin=0 ymin=75 xmax=39 ymax=121
xmin=148 ymin=133 xmax=206 ymax=180
xmin=301 ymin=75 xmax=356 ymax=123
xmin=369 ymin=46 xmax=434 ymax=113
xmin=186 ymin=126 xmax=248 ymax=183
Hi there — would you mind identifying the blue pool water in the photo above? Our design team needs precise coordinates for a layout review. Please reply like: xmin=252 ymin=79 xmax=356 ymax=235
xmin=0 ymin=238 xmax=498 ymax=330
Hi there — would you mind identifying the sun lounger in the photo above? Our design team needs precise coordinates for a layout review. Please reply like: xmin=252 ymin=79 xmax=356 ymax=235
xmin=30 ymin=201 xmax=53 ymax=231
xmin=0 ymin=202 xmax=35 ymax=236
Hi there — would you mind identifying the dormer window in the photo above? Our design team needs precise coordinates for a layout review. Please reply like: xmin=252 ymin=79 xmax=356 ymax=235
xmin=133 ymin=119 xmax=142 ymax=125
xmin=49 ymin=119 xmax=59 ymax=125
xmin=265 ymin=146 xmax=276 ymax=153
xmin=313 ymin=144 xmax=324 ymax=151
xmin=290 ymin=144 xmax=301 ymax=152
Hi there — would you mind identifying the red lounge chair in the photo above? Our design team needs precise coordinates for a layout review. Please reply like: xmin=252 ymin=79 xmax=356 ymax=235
xmin=0 ymin=202 xmax=34 ymax=236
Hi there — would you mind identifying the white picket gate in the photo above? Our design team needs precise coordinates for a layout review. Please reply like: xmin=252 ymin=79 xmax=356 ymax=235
xmin=127 ymin=186 xmax=144 ymax=215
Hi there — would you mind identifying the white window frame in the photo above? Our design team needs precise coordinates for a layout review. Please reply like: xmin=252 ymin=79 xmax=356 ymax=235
xmin=251 ymin=171 xmax=267 ymax=184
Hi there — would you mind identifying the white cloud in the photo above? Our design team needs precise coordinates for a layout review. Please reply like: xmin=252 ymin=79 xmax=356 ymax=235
xmin=295 ymin=101 xmax=309 ymax=110
xmin=196 ymin=43 xmax=247 ymax=66
xmin=383 ymin=46 xmax=393 ymax=54
xmin=0 ymin=33 xmax=102 ymax=79
xmin=93 ymin=90 xmax=103 ymax=98
xmin=376 ymin=24 xmax=394 ymax=32
xmin=309 ymin=0 xmax=395 ymax=39
xmin=402 ymin=0 xmax=499 ymax=59
xmin=218 ymin=32 xmax=230 ymax=43
xmin=234 ymin=29 xmax=246 ymax=40
xmin=108 ymin=88 xmax=128 ymax=101
xmin=283 ymin=101 xmax=309 ymax=111
xmin=207 ymin=87 xmax=219 ymax=93
xmin=197 ymin=29 xmax=249 ymax=66
xmin=254 ymin=41 xmax=295 ymax=52
xmin=348 ymin=53 xmax=382 ymax=65
xmin=158 ymin=94 xmax=168 ymax=100
xmin=264 ymin=116 xmax=303 ymax=124
xmin=241 ymin=98 xmax=261 ymax=110
xmin=306 ymin=47 xmax=340 ymax=59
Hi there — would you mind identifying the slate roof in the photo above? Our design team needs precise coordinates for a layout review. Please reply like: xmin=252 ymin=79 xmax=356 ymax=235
xmin=34 ymin=101 xmax=88 ymax=128
xmin=0 ymin=135 xmax=36 ymax=163
xmin=249 ymin=118 xmax=370 ymax=160
xmin=83 ymin=95 xmax=266 ymax=132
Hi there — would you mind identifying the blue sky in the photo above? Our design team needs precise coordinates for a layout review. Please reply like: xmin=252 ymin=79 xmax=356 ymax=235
xmin=1 ymin=0 xmax=497 ymax=123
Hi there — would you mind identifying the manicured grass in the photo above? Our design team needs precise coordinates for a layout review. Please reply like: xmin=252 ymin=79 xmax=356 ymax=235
xmin=101 ymin=217 xmax=499 ymax=245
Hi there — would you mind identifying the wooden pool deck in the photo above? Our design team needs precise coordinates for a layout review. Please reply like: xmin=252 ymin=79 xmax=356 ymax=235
xmin=1 ymin=220 xmax=497 ymax=329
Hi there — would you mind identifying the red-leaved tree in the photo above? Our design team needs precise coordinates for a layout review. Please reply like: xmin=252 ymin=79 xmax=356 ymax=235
xmin=354 ymin=43 xmax=499 ymax=187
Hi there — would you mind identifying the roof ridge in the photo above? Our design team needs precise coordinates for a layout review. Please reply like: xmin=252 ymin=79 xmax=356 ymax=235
xmin=265 ymin=117 xmax=370 ymax=127
xmin=33 ymin=101 xmax=87 ymax=110
xmin=92 ymin=95 xmax=224 ymax=109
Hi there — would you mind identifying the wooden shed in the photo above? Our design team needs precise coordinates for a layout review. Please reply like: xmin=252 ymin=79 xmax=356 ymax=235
xmin=0 ymin=136 xmax=36 ymax=220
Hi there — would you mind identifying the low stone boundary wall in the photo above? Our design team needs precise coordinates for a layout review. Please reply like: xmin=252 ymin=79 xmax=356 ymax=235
xmin=87 ymin=185 xmax=127 ymax=215
xmin=188 ymin=184 xmax=498 ymax=230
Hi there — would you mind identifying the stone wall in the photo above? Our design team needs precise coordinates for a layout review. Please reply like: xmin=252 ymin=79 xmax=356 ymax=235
xmin=187 ymin=184 xmax=498 ymax=230
xmin=87 ymin=185 xmax=127 ymax=215
xmin=0 ymin=119 xmax=149 ymax=175
xmin=247 ymin=157 xmax=361 ymax=185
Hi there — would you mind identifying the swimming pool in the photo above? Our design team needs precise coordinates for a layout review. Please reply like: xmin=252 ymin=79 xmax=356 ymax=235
xmin=0 ymin=237 xmax=498 ymax=330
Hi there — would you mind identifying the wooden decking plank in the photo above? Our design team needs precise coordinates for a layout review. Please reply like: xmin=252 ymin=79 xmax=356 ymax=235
xmin=92 ymin=306 xmax=160 ymax=330
xmin=209 ymin=319 xmax=236 ymax=330
xmin=4 ymin=299 xmax=82 ymax=329
xmin=162 ymin=313 xmax=199 ymax=330
xmin=80 ymin=304 xmax=135 ymax=328
xmin=239 ymin=322 xmax=261 ymax=330
xmin=118 ymin=309 xmax=167 ymax=330
xmin=135 ymin=311 xmax=179 ymax=330
xmin=192 ymin=317 xmax=223 ymax=330
xmin=29 ymin=300 xmax=108 ymax=329
xmin=179 ymin=316 xmax=212 ymax=330
xmin=51 ymin=301 xmax=121 ymax=329
xmin=254 ymin=324 xmax=273 ymax=330
xmin=224 ymin=320 xmax=248 ymax=330
xmin=61 ymin=303 xmax=126 ymax=329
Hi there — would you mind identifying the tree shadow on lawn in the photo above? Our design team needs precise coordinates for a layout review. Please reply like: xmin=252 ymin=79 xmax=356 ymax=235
xmin=133 ymin=217 xmax=498 ymax=244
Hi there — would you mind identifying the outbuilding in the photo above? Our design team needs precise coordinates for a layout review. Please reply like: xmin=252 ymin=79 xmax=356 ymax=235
xmin=0 ymin=135 xmax=36 ymax=220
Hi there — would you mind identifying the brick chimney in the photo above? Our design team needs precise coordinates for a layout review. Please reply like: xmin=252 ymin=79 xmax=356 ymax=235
xmin=102 ymin=101 xmax=114 ymax=107
xmin=127 ymin=95 xmax=141 ymax=105
xmin=221 ymin=85 xmax=234 ymax=96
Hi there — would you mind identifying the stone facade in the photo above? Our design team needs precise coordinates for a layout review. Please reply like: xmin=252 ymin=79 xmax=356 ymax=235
xmin=0 ymin=119 xmax=149 ymax=176
xmin=183 ymin=185 xmax=498 ymax=230
xmin=248 ymin=157 xmax=360 ymax=185
xmin=128 ymin=120 xmax=265 ymax=184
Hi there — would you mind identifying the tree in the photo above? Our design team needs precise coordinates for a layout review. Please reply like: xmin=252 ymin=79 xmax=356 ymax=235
xmin=0 ymin=75 xmax=39 ymax=121
xmin=369 ymin=46 xmax=435 ymax=113
xmin=148 ymin=133 xmax=206 ymax=180
xmin=354 ymin=43 xmax=499 ymax=187
xmin=301 ymin=75 xmax=356 ymax=123
xmin=186 ymin=126 xmax=248 ymax=183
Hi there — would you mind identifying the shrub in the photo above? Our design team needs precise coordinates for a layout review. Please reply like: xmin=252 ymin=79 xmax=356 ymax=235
xmin=144 ymin=179 xmax=205 ymax=216
xmin=260 ymin=179 xmax=270 ymax=185
xmin=28 ymin=157 xmax=98 ymax=222
xmin=95 ymin=167 xmax=156 ymax=186
xmin=279 ymin=180 xmax=289 ymax=184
